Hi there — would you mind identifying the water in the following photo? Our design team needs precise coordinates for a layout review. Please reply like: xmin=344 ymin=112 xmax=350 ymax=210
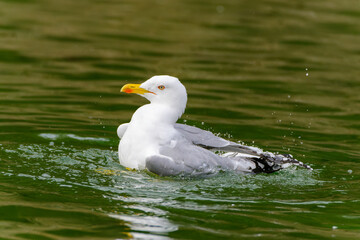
xmin=0 ymin=0 xmax=359 ymax=239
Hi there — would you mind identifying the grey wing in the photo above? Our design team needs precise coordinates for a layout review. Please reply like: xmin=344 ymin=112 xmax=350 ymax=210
xmin=145 ymin=139 xmax=278 ymax=177
xmin=175 ymin=124 xmax=312 ymax=171
xmin=174 ymin=123 xmax=263 ymax=155
xmin=146 ymin=140 xmax=238 ymax=177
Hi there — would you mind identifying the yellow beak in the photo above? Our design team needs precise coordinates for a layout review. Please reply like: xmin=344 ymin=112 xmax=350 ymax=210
xmin=120 ymin=84 xmax=155 ymax=95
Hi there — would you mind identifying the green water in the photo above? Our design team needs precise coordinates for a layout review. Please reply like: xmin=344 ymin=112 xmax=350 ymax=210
xmin=0 ymin=0 xmax=359 ymax=239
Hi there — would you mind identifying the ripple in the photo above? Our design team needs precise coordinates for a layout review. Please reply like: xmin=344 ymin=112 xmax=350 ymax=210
xmin=39 ymin=133 xmax=110 ymax=142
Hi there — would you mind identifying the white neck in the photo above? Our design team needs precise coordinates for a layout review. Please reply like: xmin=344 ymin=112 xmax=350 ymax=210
xmin=131 ymin=103 xmax=182 ymax=126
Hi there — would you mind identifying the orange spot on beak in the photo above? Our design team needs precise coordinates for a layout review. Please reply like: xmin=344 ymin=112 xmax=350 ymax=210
xmin=120 ymin=83 xmax=155 ymax=95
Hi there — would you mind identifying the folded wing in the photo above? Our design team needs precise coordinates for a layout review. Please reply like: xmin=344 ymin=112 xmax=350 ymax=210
xmin=175 ymin=123 xmax=312 ymax=171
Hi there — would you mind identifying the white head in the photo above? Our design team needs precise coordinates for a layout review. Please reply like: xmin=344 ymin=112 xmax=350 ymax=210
xmin=121 ymin=75 xmax=187 ymax=117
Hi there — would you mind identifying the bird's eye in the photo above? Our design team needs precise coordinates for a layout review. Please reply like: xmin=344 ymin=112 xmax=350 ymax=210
xmin=158 ymin=85 xmax=165 ymax=90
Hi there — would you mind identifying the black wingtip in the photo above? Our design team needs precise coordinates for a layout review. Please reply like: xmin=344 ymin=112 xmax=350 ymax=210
xmin=254 ymin=152 xmax=313 ymax=173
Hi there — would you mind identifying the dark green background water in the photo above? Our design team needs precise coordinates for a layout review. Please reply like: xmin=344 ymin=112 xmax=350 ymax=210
xmin=0 ymin=0 xmax=359 ymax=239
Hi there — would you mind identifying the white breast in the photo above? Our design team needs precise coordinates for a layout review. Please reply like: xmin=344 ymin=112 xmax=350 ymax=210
xmin=118 ymin=104 xmax=178 ymax=169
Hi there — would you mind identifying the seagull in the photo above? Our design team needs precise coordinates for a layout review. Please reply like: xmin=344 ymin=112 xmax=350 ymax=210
xmin=117 ymin=75 xmax=312 ymax=177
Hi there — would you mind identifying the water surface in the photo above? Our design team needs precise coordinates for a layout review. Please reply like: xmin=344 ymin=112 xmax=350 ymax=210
xmin=0 ymin=0 xmax=359 ymax=239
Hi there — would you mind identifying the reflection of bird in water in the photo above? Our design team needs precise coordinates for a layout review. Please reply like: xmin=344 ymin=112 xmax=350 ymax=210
xmin=117 ymin=75 xmax=312 ymax=177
